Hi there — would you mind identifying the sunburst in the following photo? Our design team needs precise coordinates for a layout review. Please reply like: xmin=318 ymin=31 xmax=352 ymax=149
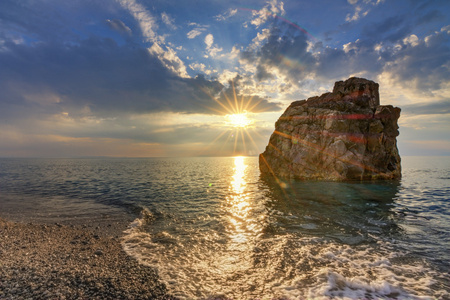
xmin=198 ymin=82 xmax=267 ymax=156
xmin=226 ymin=112 xmax=253 ymax=128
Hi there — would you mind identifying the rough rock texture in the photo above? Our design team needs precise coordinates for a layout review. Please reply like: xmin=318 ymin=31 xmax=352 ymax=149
xmin=259 ymin=77 xmax=401 ymax=181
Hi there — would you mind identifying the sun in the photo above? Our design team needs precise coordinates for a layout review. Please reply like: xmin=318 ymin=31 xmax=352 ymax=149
xmin=226 ymin=112 xmax=253 ymax=128
xmin=199 ymin=81 xmax=264 ymax=156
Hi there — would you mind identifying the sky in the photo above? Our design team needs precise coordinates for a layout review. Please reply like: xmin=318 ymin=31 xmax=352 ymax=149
xmin=0 ymin=0 xmax=449 ymax=157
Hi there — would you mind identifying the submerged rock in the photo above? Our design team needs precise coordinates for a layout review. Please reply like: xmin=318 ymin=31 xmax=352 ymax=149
xmin=259 ymin=77 xmax=401 ymax=181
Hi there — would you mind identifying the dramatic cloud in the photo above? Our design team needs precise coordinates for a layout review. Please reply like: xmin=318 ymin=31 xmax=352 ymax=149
xmin=0 ymin=39 xmax=218 ymax=119
xmin=382 ymin=27 xmax=450 ymax=93
xmin=240 ymin=23 xmax=316 ymax=91
xmin=0 ymin=0 xmax=448 ymax=156
xmin=240 ymin=13 xmax=450 ymax=101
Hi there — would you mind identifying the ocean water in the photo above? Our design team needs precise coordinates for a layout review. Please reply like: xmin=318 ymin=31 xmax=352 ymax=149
xmin=0 ymin=156 xmax=449 ymax=299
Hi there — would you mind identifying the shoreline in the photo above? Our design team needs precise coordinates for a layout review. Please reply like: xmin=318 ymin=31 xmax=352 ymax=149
xmin=0 ymin=216 xmax=175 ymax=299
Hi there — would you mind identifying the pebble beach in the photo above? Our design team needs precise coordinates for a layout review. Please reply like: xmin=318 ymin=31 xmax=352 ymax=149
xmin=0 ymin=217 xmax=174 ymax=299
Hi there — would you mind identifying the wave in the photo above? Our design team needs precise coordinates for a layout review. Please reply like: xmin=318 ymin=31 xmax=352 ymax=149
xmin=121 ymin=209 xmax=446 ymax=299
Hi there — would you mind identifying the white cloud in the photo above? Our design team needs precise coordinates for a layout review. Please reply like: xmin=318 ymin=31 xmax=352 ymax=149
xmin=208 ymin=47 xmax=223 ymax=57
xmin=186 ymin=23 xmax=209 ymax=39
xmin=343 ymin=39 xmax=360 ymax=53
xmin=117 ymin=0 xmax=158 ymax=42
xmin=229 ymin=46 xmax=240 ymax=60
xmin=161 ymin=12 xmax=176 ymax=30
xmin=345 ymin=0 xmax=380 ymax=22
xmin=403 ymin=34 xmax=419 ymax=47
xmin=249 ymin=0 xmax=285 ymax=28
xmin=269 ymin=0 xmax=285 ymax=15
xmin=218 ymin=70 xmax=239 ymax=85
xmin=189 ymin=62 xmax=213 ymax=75
xmin=148 ymin=43 xmax=189 ymax=78
xmin=250 ymin=28 xmax=271 ymax=49
xmin=346 ymin=5 xmax=363 ymax=22
xmin=189 ymin=62 xmax=206 ymax=71
xmin=203 ymin=33 xmax=223 ymax=57
xmin=187 ymin=29 xmax=203 ymax=39
xmin=204 ymin=34 xmax=214 ymax=48
xmin=215 ymin=8 xmax=238 ymax=21
xmin=118 ymin=0 xmax=190 ymax=79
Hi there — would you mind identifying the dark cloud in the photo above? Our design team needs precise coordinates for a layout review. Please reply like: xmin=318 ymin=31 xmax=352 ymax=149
xmin=1 ymin=0 xmax=449 ymax=157
xmin=0 ymin=34 xmax=283 ymax=122
xmin=240 ymin=23 xmax=381 ymax=85
xmin=241 ymin=23 xmax=316 ymax=84
xmin=362 ymin=15 xmax=412 ymax=45
xmin=241 ymin=15 xmax=450 ymax=95
xmin=255 ymin=65 xmax=274 ymax=81
xmin=0 ymin=0 xmax=283 ymax=124
xmin=0 ymin=37 xmax=213 ymax=117
xmin=384 ymin=29 xmax=450 ymax=91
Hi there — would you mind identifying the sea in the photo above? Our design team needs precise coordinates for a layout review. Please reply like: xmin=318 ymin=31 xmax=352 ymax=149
xmin=0 ymin=156 xmax=449 ymax=300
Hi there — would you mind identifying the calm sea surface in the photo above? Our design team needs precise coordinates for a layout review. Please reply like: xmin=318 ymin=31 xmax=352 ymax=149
xmin=0 ymin=156 xmax=449 ymax=299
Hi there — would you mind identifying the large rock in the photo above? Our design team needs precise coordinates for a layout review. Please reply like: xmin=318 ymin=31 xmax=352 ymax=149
xmin=259 ymin=77 xmax=401 ymax=181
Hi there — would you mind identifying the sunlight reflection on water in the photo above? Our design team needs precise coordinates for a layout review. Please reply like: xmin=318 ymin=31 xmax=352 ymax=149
xmin=5 ymin=157 xmax=446 ymax=299
xmin=225 ymin=156 xmax=263 ymax=244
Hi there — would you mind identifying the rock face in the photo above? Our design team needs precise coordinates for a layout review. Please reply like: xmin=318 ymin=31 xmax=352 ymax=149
xmin=259 ymin=77 xmax=401 ymax=181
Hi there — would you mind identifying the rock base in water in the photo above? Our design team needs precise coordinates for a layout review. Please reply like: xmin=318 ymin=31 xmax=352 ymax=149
xmin=259 ymin=77 xmax=401 ymax=181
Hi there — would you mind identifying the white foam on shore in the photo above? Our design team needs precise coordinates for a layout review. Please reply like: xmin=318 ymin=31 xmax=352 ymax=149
xmin=121 ymin=211 xmax=447 ymax=300
xmin=122 ymin=208 xmax=163 ymax=268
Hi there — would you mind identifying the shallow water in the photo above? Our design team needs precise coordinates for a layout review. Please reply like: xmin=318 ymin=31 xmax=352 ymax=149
xmin=1 ymin=156 xmax=449 ymax=299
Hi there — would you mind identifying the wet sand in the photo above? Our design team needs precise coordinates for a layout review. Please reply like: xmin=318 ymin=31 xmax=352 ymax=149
xmin=0 ymin=217 xmax=175 ymax=299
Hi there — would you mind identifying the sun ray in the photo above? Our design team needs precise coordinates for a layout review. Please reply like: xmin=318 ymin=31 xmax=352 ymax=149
xmin=248 ymin=127 xmax=265 ymax=139
xmin=244 ymin=128 xmax=260 ymax=153
xmin=239 ymin=94 xmax=245 ymax=115
xmin=240 ymin=128 xmax=247 ymax=154
xmin=223 ymin=91 xmax=238 ymax=114
xmin=197 ymin=75 xmax=269 ymax=157
xmin=232 ymin=81 xmax=239 ymax=114
xmin=242 ymin=95 xmax=254 ymax=112
xmin=198 ymin=86 xmax=235 ymax=115
xmin=247 ymin=97 xmax=265 ymax=113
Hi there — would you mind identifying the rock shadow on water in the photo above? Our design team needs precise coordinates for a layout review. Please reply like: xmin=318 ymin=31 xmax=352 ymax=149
xmin=251 ymin=177 xmax=442 ymax=299
xmin=259 ymin=175 xmax=404 ymax=245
